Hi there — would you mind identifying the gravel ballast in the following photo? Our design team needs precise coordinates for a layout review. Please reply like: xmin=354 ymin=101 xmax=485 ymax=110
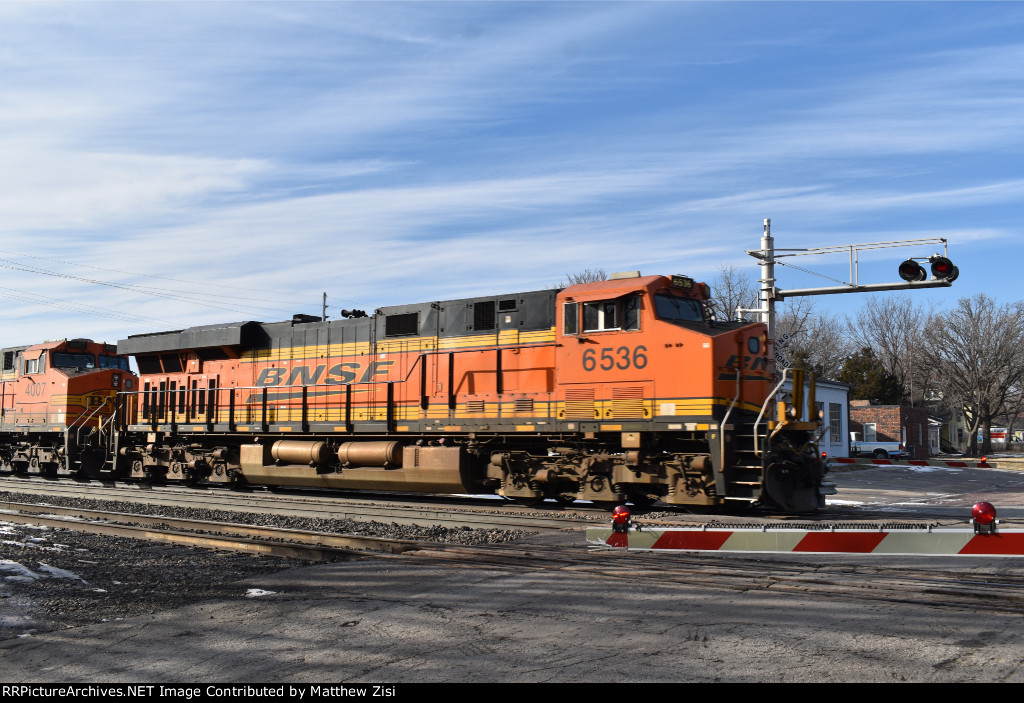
xmin=0 ymin=490 xmax=535 ymax=641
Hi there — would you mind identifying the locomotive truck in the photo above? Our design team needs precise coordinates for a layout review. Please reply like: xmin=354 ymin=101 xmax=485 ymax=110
xmin=108 ymin=272 xmax=829 ymax=511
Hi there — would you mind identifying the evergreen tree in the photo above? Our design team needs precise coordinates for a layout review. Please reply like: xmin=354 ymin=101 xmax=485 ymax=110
xmin=838 ymin=347 xmax=905 ymax=404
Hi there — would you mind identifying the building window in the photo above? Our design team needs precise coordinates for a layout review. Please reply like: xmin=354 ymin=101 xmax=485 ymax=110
xmin=864 ymin=423 xmax=877 ymax=443
xmin=829 ymin=403 xmax=842 ymax=444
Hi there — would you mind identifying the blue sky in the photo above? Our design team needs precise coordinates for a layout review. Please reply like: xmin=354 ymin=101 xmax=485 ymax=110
xmin=0 ymin=1 xmax=1021 ymax=347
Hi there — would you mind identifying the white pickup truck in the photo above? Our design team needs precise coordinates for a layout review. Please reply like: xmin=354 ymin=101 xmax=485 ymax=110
xmin=849 ymin=432 xmax=905 ymax=460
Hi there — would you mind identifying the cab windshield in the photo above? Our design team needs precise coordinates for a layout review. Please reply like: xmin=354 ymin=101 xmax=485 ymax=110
xmin=52 ymin=352 xmax=97 ymax=369
xmin=99 ymin=355 xmax=130 ymax=371
xmin=654 ymin=293 xmax=704 ymax=323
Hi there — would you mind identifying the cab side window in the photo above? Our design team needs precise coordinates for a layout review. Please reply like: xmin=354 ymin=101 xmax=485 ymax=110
xmin=563 ymin=302 xmax=579 ymax=335
xmin=26 ymin=352 xmax=45 ymax=374
xmin=581 ymin=296 xmax=640 ymax=333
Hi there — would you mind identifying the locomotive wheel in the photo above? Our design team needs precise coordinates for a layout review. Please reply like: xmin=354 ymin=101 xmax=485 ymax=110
xmin=554 ymin=494 xmax=577 ymax=506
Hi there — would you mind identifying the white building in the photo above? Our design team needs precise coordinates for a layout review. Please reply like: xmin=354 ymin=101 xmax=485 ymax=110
xmin=781 ymin=377 xmax=852 ymax=459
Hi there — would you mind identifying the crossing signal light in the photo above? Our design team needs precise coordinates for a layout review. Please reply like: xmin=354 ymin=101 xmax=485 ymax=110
xmin=898 ymin=259 xmax=927 ymax=282
xmin=929 ymin=255 xmax=959 ymax=282
xmin=611 ymin=505 xmax=632 ymax=533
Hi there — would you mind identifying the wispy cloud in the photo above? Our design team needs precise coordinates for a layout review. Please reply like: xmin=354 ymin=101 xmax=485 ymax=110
xmin=0 ymin=2 xmax=1021 ymax=345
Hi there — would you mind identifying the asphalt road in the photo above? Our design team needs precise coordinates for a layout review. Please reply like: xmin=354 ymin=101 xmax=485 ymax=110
xmin=829 ymin=463 xmax=1024 ymax=520
xmin=3 ymin=464 xmax=1024 ymax=683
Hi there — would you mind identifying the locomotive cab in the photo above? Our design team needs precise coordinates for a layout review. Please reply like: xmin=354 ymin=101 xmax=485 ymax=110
xmin=0 ymin=339 xmax=135 ymax=477
xmin=554 ymin=273 xmax=825 ymax=511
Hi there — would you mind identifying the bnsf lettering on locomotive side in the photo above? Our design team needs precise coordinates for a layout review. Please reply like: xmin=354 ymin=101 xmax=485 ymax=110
xmin=326 ymin=362 xmax=360 ymax=385
xmin=725 ymin=354 xmax=769 ymax=371
xmin=256 ymin=360 xmax=396 ymax=387
xmin=289 ymin=365 xmax=325 ymax=386
xmin=359 ymin=360 xmax=394 ymax=384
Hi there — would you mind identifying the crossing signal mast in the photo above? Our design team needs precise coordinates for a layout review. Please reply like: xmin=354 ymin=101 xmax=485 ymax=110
xmin=741 ymin=219 xmax=958 ymax=341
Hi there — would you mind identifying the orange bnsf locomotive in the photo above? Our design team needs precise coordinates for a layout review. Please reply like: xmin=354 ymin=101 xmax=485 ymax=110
xmin=112 ymin=273 xmax=829 ymax=511
xmin=0 ymin=338 xmax=133 ymax=477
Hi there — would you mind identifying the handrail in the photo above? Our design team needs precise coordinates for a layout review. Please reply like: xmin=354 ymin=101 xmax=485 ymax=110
xmin=131 ymin=342 xmax=563 ymax=430
xmin=134 ymin=379 xmax=405 ymax=431
xmin=753 ymin=368 xmax=789 ymax=458
xmin=73 ymin=397 xmax=114 ymax=445
xmin=719 ymin=368 xmax=741 ymax=470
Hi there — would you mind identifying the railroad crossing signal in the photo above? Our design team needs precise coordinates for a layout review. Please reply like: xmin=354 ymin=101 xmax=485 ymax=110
xmin=898 ymin=259 xmax=927 ymax=282
xmin=745 ymin=220 xmax=958 ymax=341
xmin=930 ymin=255 xmax=959 ymax=282
xmin=899 ymin=255 xmax=959 ymax=283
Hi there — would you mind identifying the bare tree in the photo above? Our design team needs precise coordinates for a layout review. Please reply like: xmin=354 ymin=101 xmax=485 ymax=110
xmin=709 ymin=263 xmax=758 ymax=322
xmin=775 ymin=298 xmax=853 ymax=379
xmin=922 ymin=294 xmax=1024 ymax=455
xmin=847 ymin=294 xmax=934 ymax=405
xmin=555 ymin=268 xmax=607 ymax=288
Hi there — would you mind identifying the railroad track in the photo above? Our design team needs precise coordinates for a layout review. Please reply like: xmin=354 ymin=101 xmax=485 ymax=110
xmin=0 ymin=474 xmax=588 ymax=532
xmin=5 ymin=496 xmax=1024 ymax=615
xmin=2 ymin=474 xmax=967 ymax=529
xmin=0 ymin=499 xmax=418 ymax=561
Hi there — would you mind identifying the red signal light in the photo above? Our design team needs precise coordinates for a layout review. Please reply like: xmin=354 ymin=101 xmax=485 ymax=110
xmin=972 ymin=501 xmax=998 ymax=534
xmin=611 ymin=505 xmax=632 ymax=533
xmin=972 ymin=501 xmax=996 ymax=525
xmin=898 ymin=259 xmax=927 ymax=282
xmin=929 ymin=255 xmax=959 ymax=282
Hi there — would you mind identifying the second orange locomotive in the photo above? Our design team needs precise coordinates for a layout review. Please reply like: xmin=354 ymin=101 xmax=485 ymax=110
xmin=115 ymin=272 xmax=828 ymax=511
xmin=0 ymin=338 xmax=132 ymax=477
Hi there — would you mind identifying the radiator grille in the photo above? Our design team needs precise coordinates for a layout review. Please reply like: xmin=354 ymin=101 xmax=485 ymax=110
xmin=513 ymin=398 xmax=534 ymax=415
xmin=565 ymin=388 xmax=596 ymax=419
xmin=612 ymin=386 xmax=645 ymax=418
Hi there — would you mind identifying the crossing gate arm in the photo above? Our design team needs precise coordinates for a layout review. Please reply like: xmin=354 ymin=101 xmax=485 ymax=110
xmin=586 ymin=525 xmax=1024 ymax=557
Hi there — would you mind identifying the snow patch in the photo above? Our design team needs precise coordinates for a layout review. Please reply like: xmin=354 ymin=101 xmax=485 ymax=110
xmin=1 ymin=560 xmax=41 ymax=580
xmin=37 ymin=563 xmax=88 ymax=583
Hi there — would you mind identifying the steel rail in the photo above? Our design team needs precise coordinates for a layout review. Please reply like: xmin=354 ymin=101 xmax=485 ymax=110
xmin=0 ymin=475 xmax=579 ymax=531
xmin=0 ymin=503 xmax=415 ymax=561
